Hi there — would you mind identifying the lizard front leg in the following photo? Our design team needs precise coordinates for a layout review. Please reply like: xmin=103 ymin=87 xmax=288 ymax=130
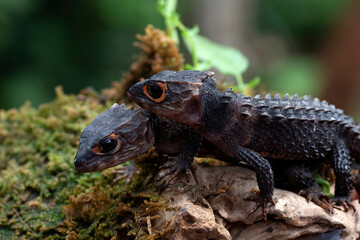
xmin=235 ymin=147 xmax=276 ymax=222
xmin=331 ymin=140 xmax=355 ymax=211
xmin=157 ymin=131 xmax=202 ymax=182
xmin=112 ymin=161 xmax=138 ymax=186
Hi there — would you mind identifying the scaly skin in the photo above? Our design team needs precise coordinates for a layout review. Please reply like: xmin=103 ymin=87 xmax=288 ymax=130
xmin=74 ymin=103 xmax=227 ymax=176
xmin=74 ymin=102 xmax=358 ymax=219
xmin=74 ymin=104 xmax=153 ymax=173
xmin=128 ymin=70 xmax=360 ymax=220
xmin=73 ymin=104 xmax=319 ymax=186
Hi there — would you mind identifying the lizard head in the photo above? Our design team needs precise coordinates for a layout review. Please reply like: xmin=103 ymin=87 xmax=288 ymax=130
xmin=74 ymin=103 xmax=154 ymax=173
xmin=128 ymin=70 xmax=214 ymax=128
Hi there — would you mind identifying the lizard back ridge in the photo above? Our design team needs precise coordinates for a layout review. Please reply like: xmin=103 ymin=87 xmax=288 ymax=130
xmin=227 ymin=92 xmax=360 ymax=159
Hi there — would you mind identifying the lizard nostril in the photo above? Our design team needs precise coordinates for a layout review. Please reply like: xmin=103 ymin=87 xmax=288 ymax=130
xmin=127 ymin=87 xmax=135 ymax=96
xmin=74 ymin=158 xmax=83 ymax=169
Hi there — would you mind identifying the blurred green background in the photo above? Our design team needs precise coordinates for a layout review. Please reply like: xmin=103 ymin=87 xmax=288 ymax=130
xmin=0 ymin=0 xmax=164 ymax=109
xmin=0 ymin=0 xmax=359 ymax=118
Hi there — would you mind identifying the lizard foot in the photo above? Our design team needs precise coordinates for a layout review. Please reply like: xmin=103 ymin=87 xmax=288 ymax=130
xmin=157 ymin=157 xmax=192 ymax=183
xmin=112 ymin=163 xmax=138 ymax=186
xmin=243 ymin=188 xmax=277 ymax=223
xmin=298 ymin=188 xmax=340 ymax=214
xmin=330 ymin=196 xmax=356 ymax=212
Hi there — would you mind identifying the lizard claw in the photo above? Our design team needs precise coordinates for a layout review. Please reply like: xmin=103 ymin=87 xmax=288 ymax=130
xmin=243 ymin=188 xmax=277 ymax=223
xmin=112 ymin=163 xmax=138 ymax=186
xmin=298 ymin=187 xmax=340 ymax=214
xmin=330 ymin=196 xmax=356 ymax=212
xmin=157 ymin=157 xmax=192 ymax=183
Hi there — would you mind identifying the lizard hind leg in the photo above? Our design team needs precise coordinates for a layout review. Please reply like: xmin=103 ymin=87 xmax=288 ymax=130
xmin=280 ymin=162 xmax=339 ymax=214
xmin=331 ymin=140 xmax=355 ymax=211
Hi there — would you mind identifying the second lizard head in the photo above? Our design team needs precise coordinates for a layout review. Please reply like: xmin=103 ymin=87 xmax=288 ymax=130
xmin=74 ymin=103 xmax=154 ymax=173
xmin=128 ymin=70 xmax=214 ymax=128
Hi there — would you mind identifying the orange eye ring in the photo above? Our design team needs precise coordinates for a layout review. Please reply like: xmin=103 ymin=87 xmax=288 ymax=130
xmin=92 ymin=133 xmax=120 ymax=154
xmin=143 ymin=81 xmax=167 ymax=103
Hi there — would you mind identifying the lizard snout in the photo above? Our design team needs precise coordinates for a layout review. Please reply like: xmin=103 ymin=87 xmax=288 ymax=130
xmin=127 ymin=85 xmax=137 ymax=99
xmin=74 ymin=157 xmax=83 ymax=171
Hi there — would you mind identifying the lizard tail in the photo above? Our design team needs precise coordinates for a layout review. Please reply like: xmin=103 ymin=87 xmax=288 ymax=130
xmin=350 ymin=123 xmax=360 ymax=161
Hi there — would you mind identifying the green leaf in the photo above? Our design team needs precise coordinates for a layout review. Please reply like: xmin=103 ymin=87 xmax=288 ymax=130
xmin=315 ymin=173 xmax=333 ymax=197
xmin=184 ymin=61 xmax=211 ymax=71
xmin=157 ymin=0 xmax=179 ymax=43
xmin=163 ymin=0 xmax=177 ymax=16
xmin=191 ymin=34 xmax=249 ymax=77
xmin=157 ymin=0 xmax=253 ymax=90
xmin=246 ymin=76 xmax=261 ymax=89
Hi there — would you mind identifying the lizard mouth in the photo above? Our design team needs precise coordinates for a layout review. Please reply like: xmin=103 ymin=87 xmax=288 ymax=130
xmin=128 ymin=82 xmax=161 ymax=106
xmin=74 ymin=155 xmax=130 ymax=173
xmin=127 ymin=85 xmax=140 ymax=102
xmin=127 ymin=86 xmax=136 ymax=98
xmin=74 ymin=158 xmax=91 ymax=173
xmin=74 ymin=156 xmax=99 ymax=173
xmin=127 ymin=86 xmax=154 ymax=112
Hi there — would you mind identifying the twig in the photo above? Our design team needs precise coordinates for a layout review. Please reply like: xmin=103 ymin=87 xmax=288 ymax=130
xmin=146 ymin=216 xmax=152 ymax=235
xmin=13 ymin=209 xmax=34 ymax=234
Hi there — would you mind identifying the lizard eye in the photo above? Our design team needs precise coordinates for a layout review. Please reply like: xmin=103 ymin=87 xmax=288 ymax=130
xmin=144 ymin=81 xmax=167 ymax=102
xmin=99 ymin=138 xmax=117 ymax=153
xmin=92 ymin=133 xmax=120 ymax=154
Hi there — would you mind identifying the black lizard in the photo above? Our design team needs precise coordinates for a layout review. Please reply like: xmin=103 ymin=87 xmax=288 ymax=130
xmin=128 ymin=70 xmax=360 ymax=220
xmin=74 ymin=101 xmax=357 ymax=220
xmin=74 ymin=103 xmax=225 ymax=177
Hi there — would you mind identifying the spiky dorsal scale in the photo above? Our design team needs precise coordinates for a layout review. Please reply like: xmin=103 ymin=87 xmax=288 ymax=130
xmin=232 ymin=92 xmax=359 ymax=148
xmin=274 ymin=94 xmax=281 ymax=100
xmin=240 ymin=96 xmax=253 ymax=116
xmin=264 ymin=94 xmax=359 ymax=158
xmin=283 ymin=94 xmax=290 ymax=101
xmin=352 ymin=128 xmax=360 ymax=135
xmin=235 ymin=93 xmax=355 ymax=130
xmin=302 ymin=95 xmax=311 ymax=101
xmin=254 ymin=94 xmax=261 ymax=99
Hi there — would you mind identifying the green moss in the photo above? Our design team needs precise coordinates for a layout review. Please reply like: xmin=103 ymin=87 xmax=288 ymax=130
xmin=0 ymin=87 xmax=108 ymax=238
xmin=0 ymin=25 xmax=191 ymax=239
xmin=0 ymin=87 xmax=169 ymax=239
